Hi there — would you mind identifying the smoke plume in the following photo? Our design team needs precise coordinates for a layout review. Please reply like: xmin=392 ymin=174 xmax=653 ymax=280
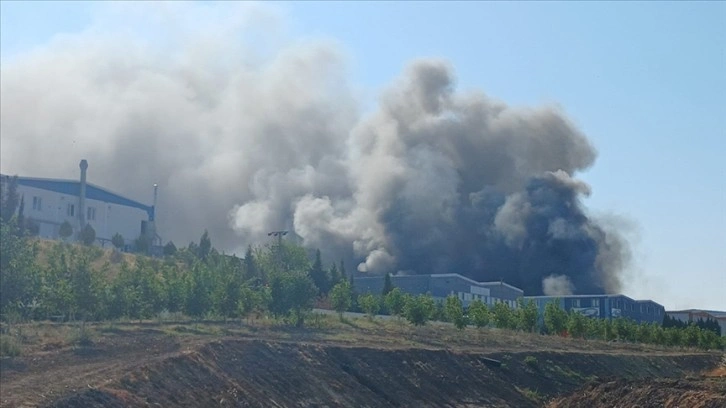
xmin=0 ymin=3 xmax=630 ymax=295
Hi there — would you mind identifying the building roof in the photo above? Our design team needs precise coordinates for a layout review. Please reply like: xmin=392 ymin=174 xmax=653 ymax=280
xmin=667 ymin=309 xmax=726 ymax=319
xmin=2 ymin=174 xmax=153 ymax=218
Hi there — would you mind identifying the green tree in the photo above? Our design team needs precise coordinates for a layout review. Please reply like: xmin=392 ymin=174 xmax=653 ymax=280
xmin=59 ymin=220 xmax=73 ymax=241
xmin=544 ymin=300 xmax=568 ymax=336
xmin=308 ymin=249 xmax=329 ymax=295
xmin=516 ymin=298 xmax=539 ymax=332
xmin=0 ymin=175 xmax=19 ymax=223
xmin=111 ymin=233 xmax=125 ymax=249
xmin=339 ymin=259 xmax=347 ymax=282
xmin=238 ymin=284 xmax=268 ymax=322
xmin=163 ymin=241 xmax=177 ymax=256
xmin=330 ymin=280 xmax=353 ymax=319
xmin=243 ymin=245 xmax=259 ymax=284
xmin=382 ymin=273 xmax=394 ymax=296
xmin=444 ymin=295 xmax=467 ymax=330
xmin=79 ymin=224 xmax=96 ymax=246
xmin=358 ymin=293 xmax=380 ymax=319
xmin=286 ymin=272 xmax=317 ymax=327
xmin=384 ymin=287 xmax=406 ymax=317
xmin=567 ymin=310 xmax=587 ymax=339
xmin=404 ymin=294 xmax=435 ymax=326
xmin=0 ymin=219 xmax=41 ymax=315
xmin=198 ymin=230 xmax=212 ymax=260
xmin=492 ymin=301 xmax=516 ymax=329
xmin=468 ymin=299 xmax=490 ymax=329
xmin=185 ymin=262 xmax=213 ymax=318
xmin=267 ymin=270 xmax=317 ymax=327
xmin=328 ymin=262 xmax=340 ymax=287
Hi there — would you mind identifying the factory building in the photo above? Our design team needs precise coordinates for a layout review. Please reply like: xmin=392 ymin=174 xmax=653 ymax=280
xmin=353 ymin=273 xmax=524 ymax=308
xmin=1 ymin=160 xmax=159 ymax=249
xmin=667 ymin=309 xmax=726 ymax=336
xmin=524 ymin=294 xmax=665 ymax=324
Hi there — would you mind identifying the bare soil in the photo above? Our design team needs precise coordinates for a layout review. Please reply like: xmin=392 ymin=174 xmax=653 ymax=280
xmin=1 ymin=319 xmax=722 ymax=408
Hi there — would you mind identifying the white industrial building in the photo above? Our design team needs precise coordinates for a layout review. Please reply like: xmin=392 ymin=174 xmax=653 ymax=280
xmin=667 ymin=309 xmax=726 ymax=337
xmin=1 ymin=160 xmax=159 ymax=248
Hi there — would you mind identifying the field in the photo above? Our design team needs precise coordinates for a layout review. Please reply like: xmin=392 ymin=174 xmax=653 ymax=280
xmin=1 ymin=315 xmax=724 ymax=408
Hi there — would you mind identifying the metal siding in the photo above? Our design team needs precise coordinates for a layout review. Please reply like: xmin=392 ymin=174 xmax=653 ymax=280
xmin=16 ymin=178 xmax=152 ymax=217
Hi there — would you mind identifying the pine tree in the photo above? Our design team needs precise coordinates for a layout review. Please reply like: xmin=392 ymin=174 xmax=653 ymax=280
xmin=308 ymin=249 xmax=328 ymax=295
xmin=198 ymin=230 xmax=211 ymax=260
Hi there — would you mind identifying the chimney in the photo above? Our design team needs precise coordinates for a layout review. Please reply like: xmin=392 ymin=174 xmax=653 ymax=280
xmin=79 ymin=159 xmax=88 ymax=230
xmin=152 ymin=183 xmax=158 ymax=221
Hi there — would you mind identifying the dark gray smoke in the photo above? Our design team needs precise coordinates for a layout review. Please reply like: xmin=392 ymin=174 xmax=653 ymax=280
xmin=0 ymin=3 xmax=629 ymax=295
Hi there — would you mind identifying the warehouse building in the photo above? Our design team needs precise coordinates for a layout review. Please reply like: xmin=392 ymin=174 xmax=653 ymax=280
xmin=667 ymin=309 xmax=726 ymax=336
xmin=1 ymin=160 xmax=159 ymax=248
xmin=524 ymin=294 xmax=665 ymax=324
xmin=353 ymin=273 xmax=524 ymax=308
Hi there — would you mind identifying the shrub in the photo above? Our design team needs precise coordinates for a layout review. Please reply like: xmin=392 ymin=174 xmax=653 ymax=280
xmin=0 ymin=335 xmax=22 ymax=357
xmin=524 ymin=355 xmax=538 ymax=369
xmin=358 ymin=293 xmax=380 ymax=319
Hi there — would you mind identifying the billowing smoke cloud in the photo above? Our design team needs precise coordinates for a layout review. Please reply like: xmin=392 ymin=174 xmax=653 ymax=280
xmin=0 ymin=3 xmax=629 ymax=295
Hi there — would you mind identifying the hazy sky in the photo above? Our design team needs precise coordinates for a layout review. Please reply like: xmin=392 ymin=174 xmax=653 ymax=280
xmin=2 ymin=1 xmax=724 ymax=310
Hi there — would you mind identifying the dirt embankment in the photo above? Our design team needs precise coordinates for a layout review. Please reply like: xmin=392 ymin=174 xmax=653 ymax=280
xmin=46 ymin=340 xmax=720 ymax=408
xmin=548 ymin=357 xmax=726 ymax=408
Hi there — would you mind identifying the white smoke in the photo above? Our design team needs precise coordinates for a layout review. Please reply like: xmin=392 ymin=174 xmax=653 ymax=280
xmin=542 ymin=275 xmax=575 ymax=296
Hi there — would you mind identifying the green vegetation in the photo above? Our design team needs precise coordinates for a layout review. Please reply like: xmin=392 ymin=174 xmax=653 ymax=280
xmin=444 ymin=295 xmax=467 ymax=330
xmin=0 ymin=177 xmax=723 ymax=349
xmin=358 ymin=293 xmax=380 ymax=319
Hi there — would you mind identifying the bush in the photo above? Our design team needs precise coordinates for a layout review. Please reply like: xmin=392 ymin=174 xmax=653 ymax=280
xmin=524 ymin=355 xmax=538 ymax=369
xmin=0 ymin=335 xmax=22 ymax=357
xmin=80 ymin=224 xmax=96 ymax=246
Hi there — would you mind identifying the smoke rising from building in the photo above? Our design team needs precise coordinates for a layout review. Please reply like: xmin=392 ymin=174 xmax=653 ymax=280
xmin=0 ymin=3 xmax=630 ymax=295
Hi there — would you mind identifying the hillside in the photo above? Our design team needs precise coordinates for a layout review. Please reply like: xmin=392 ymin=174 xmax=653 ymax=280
xmin=1 ymin=317 xmax=723 ymax=407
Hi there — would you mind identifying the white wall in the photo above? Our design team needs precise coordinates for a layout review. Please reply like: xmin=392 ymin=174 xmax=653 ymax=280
xmin=17 ymin=185 xmax=149 ymax=245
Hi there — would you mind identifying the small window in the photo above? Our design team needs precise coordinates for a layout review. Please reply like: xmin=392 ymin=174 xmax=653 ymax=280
xmin=32 ymin=196 xmax=42 ymax=211
xmin=87 ymin=207 xmax=96 ymax=221
xmin=572 ymin=299 xmax=581 ymax=308
xmin=592 ymin=299 xmax=600 ymax=307
xmin=67 ymin=204 xmax=75 ymax=217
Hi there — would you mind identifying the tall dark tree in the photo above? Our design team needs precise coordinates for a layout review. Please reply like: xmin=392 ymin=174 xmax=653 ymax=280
xmin=0 ymin=175 xmax=19 ymax=223
xmin=382 ymin=272 xmax=394 ymax=296
xmin=163 ymin=241 xmax=177 ymax=256
xmin=244 ymin=245 xmax=258 ymax=284
xmin=59 ymin=220 xmax=73 ymax=241
xmin=340 ymin=259 xmax=347 ymax=282
xmin=80 ymin=224 xmax=96 ymax=246
xmin=111 ymin=233 xmax=125 ymax=249
xmin=308 ymin=249 xmax=328 ymax=295
xmin=17 ymin=196 xmax=25 ymax=234
xmin=328 ymin=262 xmax=340 ymax=287
xmin=198 ymin=230 xmax=212 ymax=260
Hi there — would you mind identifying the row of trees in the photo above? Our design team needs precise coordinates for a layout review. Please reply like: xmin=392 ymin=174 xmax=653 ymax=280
xmin=324 ymin=284 xmax=724 ymax=350
xmin=1 ymin=207 xmax=723 ymax=350
xmin=0 ymin=216 xmax=352 ymax=328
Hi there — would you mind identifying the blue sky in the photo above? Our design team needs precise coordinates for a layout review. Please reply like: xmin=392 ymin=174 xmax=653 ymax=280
xmin=2 ymin=1 xmax=724 ymax=310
